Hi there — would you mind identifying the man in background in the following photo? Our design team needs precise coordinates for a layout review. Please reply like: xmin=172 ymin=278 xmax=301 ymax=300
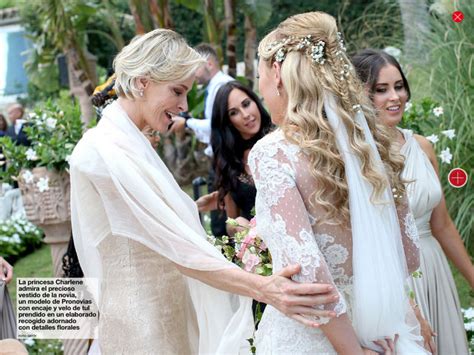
xmin=5 ymin=103 xmax=29 ymax=146
xmin=171 ymin=44 xmax=233 ymax=237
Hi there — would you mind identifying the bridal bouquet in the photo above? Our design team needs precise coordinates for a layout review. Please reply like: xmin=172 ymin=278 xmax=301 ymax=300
xmin=208 ymin=217 xmax=272 ymax=276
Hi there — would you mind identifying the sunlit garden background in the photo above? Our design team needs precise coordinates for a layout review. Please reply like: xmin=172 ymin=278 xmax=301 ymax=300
xmin=0 ymin=0 xmax=472 ymax=353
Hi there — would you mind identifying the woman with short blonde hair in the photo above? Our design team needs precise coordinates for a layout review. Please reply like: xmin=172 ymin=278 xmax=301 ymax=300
xmin=71 ymin=28 xmax=338 ymax=354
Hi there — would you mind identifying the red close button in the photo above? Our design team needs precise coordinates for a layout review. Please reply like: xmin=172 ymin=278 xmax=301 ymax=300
xmin=452 ymin=11 xmax=464 ymax=23
xmin=448 ymin=168 xmax=468 ymax=188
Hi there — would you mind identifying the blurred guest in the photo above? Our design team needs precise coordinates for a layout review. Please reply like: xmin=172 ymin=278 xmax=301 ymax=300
xmin=171 ymin=44 xmax=234 ymax=238
xmin=5 ymin=103 xmax=29 ymax=146
xmin=209 ymin=81 xmax=272 ymax=236
xmin=0 ymin=114 xmax=7 ymax=135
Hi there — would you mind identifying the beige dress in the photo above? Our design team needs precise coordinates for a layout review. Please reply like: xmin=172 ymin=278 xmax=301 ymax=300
xmin=71 ymin=101 xmax=254 ymax=355
xmin=97 ymin=235 xmax=192 ymax=355
xmin=400 ymin=129 xmax=469 ymax=355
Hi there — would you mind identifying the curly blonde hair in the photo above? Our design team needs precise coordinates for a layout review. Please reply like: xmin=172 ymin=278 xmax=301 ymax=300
xmin=258 ymin=11 xmax=406 ymax=226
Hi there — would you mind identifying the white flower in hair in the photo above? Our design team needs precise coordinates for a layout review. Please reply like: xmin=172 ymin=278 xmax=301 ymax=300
xmin=310 ymin=41 xmax=326 ymax=64
xmin=297 ymin=35 xmax=312 ymax=50
xmin=433 ymin=106 xmax=444 ymax=117
xmin=441 ymin=129 xmax=455 ymax=140
xmin=426 ymin=134 xmax=439 ymax=144
xmin=439 ymin=147 xmax=452 ymax=164
xmin=405 ymin=102 xmax=412 ymax=112
xmin=336 ymin=32 xmax=346 ymax=52
xmin=275 ymin=48 xmax=286 ymax=63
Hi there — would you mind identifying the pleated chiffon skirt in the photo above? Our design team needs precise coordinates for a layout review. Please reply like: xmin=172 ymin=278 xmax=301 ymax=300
xmin=409 ymin=235 xmax=469 ymax=355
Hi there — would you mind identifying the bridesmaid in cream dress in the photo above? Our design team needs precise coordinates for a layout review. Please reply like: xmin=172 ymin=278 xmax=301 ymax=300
xmin=353 ymin=49 xmax=473 ymax=355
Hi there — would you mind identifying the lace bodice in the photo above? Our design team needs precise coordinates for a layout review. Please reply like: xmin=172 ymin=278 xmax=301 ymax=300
xmin=249 ymin=130 xmax=420 ymax=331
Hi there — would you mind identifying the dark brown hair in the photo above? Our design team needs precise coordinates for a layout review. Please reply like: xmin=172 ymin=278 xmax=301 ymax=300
xmin=351 ymin=49 xmax=411 ymax=100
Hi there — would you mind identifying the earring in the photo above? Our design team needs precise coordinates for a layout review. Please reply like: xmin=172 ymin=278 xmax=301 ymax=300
xmin=139 ymin=90 xmax=144 ymax=97
xmin=276 ymin=89 xmax=280 ymax=96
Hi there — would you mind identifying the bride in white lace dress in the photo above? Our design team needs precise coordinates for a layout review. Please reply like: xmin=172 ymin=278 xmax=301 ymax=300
xmin=251 ymin=12 xmax=429 ymax=354
xmin=71 ymin=28 xmax=341 ymax=355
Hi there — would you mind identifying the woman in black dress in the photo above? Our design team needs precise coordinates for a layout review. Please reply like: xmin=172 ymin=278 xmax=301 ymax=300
xmin=210 ymin=81 xmax=272 ymax=236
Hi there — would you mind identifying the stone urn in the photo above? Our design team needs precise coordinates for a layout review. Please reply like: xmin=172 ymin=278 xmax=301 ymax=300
xmin=17 ymin=167 xmax=71 ymax=278
xmin=18 ymin=168 xmax=89 ymax=354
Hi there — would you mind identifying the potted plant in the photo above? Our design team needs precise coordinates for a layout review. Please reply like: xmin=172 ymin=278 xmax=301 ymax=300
xmin=0 ymin=95 xmax=87 ymax=277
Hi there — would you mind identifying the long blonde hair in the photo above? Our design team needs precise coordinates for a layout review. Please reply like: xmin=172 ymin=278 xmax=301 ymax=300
xmin=258 ymin=12 xmax=406 ymax=226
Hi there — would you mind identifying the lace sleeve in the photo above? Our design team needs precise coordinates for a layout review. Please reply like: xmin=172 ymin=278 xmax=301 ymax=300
xmin=249 ymin=137 xmax=347 ymax=323
xmin=396 ymin=193 xmax=420 ymax=274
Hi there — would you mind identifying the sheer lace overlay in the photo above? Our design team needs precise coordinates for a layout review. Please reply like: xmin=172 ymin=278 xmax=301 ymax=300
xmin=249 ymin=130 xmax=421 ymax=353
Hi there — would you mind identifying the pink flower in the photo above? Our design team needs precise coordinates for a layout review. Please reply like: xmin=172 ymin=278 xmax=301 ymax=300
xmin=249 ymin=217 xmax=257 ymax=228
xmin=242 ymin=251 xmax=261 ymax=272
xmin=237 ymin=233 xmax=257 ymax=260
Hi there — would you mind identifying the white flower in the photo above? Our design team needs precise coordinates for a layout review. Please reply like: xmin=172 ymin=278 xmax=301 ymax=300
xmin=466 ymin=321 xmax=474 ymax=331
xmin=439 ymin=147 xmax=452 ymax=164
xmin=404 ymin=102 xmax=412 ymax=112
xmin=1 ymin=226 xmax=8 ymax=232
xmin=12 ymin=233 xmax=21 ymax=243
xmin=441 ymin=129 xmax=456 ymax=140
xmin=463 ymin=307 xmax=474 ymax=319
xmin=426 ymin=134 xmax=439 ymax=144
xmin=22 ymin=170 xmax=34 ymax=184
xmin=45 ymin=117 xmax=57 ymax=130
xmin=383 ymin=46 xmax=402 ymax=60
xmin=36 ymin=177 xmax=49 ymax=192
xmin=59 ymin=111 xmax=64 ymax=117
xmin=26 ymin=148 xmax=38 ymax=161
xmin=433 ymin=106 xmax=444 ymax=117
xmin=24 ymin=338 xmax=35 ymax=346
xmin=28 ymin=112 xmax=37 ymax=119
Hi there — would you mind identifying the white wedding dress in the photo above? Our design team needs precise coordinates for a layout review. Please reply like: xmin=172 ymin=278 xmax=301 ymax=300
xmin=249 ymin=130 xmax=422 ymax=354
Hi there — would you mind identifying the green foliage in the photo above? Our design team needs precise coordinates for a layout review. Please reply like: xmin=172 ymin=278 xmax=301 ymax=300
xmin=187 ymin=82 xmax=206 ymax=119
xmin=0 ymin=94 xmax=87 ymax=185
xmin=419 ymin=0 xmax=474 ymax=252
xmin=170 ymin=2 xmax=204 ymax=46
xmin=0 ymin=216 xmax=43 ymax=260
xmin=400 ymin=98 xmax=440 ymax=133
xmin=340 ymin=0 xmax=404 ymax=55
xmin=0 ymin=0 xmax=14 ymax=9
xmin=23 ymin=339 xmax=63 ymax=354
xmin=9 ymin=245 xmax=53 ymax=304
xmin=400 ymin=96 xmax=472 ymax=252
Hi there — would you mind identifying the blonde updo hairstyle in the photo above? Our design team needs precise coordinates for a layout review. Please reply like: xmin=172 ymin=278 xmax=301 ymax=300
xmin=114 ymin=29 xmax=205 ymax=99
xmin=258 ymin=11 xmax=406 ymax=226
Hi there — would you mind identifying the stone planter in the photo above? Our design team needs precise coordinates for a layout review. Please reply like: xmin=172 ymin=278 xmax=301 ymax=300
xmin=18 ymin=167 xmax=88 ymax=354
xmin=17 ymin=167 xmax=71 ymax=278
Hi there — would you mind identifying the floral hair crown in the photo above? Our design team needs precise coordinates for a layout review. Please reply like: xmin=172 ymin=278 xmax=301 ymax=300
xmin=266 ymin=32 xmax=347 ymax=68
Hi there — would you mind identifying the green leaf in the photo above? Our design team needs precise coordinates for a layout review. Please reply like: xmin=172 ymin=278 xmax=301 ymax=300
xmin=240 ymin=0 xmax=272 ymax=27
